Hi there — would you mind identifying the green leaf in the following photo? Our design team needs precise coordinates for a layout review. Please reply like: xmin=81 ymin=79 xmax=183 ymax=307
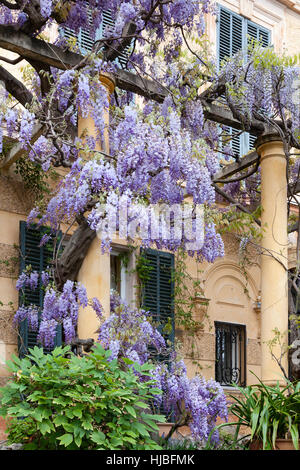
xmin=74 ymin=434 xmax=82 ymax=448
xmin=72 ymin=407 xmax=83 ymax=419
xmin=135 ymin=401 xmax=149 ymax=409
xmin=58 ymin=433 xmax=73 ymax=447
xmin=124 ymin=405 xmax=136 ymax=418
xmin=91 ymin=430 xmax=106 ymax=445
xmin=53 ymin=414 xmax=68 ymax=427
xmin=272 ymin=419 xmax=279 ymax=449
xmin=39 ymin=421 xmax=52 ymax=435
xmin=132 ymin=421 xmax=150 ymax=437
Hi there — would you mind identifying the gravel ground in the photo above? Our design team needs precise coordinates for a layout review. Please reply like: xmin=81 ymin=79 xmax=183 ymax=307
xmin=0 ymin=440 xmax=23 ymax=450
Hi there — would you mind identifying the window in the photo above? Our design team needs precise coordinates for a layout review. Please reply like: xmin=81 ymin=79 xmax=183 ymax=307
xmin=217 ymin=5 xmax=271 ymax=157
xmin=141 ymin=249 xmax=175 ymax=359
xmin=215 ymin=321 xmax=246 ymax=387
xmin=60 ymin=8 xmax=132 ymax=69
xmin=141 ymin=249 xmax=175 ymax=417
xmin=110 ymin=249 xmax=131 ymax=303
xmin=18 ymin=221 xmax=62 ymax=357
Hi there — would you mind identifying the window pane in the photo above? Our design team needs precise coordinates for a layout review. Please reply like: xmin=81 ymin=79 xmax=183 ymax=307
xmin=215 ymin=322 xmax=246 ymax=386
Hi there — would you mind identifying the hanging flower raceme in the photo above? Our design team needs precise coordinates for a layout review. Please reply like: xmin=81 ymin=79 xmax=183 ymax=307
xmin=14 ymin=271 xmax=105 ymax=349
xmin=96 ymin=292 xmax=228 ymax=444
xmin=25 ymin=94 xmax=224 ymax=262
xmin=98 ymin=291 xmax=166 ymax=364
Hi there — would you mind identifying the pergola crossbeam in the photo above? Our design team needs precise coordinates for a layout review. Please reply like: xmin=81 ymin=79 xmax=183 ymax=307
xmin=0 ymin=25 xmax=267 ymax=132
xmin=213 ymin=150 xmax=259 ymax=182
xmin=0 ymin=123 xmax=44 ymax=170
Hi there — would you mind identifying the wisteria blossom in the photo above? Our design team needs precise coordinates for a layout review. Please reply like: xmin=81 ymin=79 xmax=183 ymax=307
xmin=96 ymin=292 xmax=228 ymax=444
xmin=14 ymin=270 xmax=103 ymax=349
xmin=2 ymin=0 xmax=300 ymax=445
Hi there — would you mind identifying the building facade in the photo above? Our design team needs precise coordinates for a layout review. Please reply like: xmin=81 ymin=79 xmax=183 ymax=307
xmin=0 ymin=1 xmax=299 ymax=435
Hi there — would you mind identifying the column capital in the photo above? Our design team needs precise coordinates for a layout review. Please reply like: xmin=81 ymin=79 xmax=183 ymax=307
xmin=256 ymin=132 xmax=284 ymax=159
xmin=99 ymin=72 xmax=116 ymax=95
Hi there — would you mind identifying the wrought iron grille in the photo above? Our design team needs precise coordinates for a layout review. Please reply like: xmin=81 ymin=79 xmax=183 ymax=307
xmin=215 ymin=322 xmax=246 ymax=387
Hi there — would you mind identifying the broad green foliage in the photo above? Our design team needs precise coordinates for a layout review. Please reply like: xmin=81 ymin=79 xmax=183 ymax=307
xmin=228 ymin=376 xmax=300 ymax=450
xmin=0 ymin=344 xmax=165 ymax=450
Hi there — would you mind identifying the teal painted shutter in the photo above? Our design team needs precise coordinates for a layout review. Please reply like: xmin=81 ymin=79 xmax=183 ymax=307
xmin=246 ymin=20 xmax=270 ymax=149
xmin=218 ymin=6 xmax=243 ymax=68
xmin=218 ymin=7 xmax=245 ymax=158
xmin=218 ymin=6 xmax=270 ymax=158
xmin=18 ymin=221 xmax=62 ymax=357
xmin=141 ymin=249 xmax=175 ymax=356
xmin=247 ymin=20 xmax=271 ymax=47
xmin=60 ymin=9 xmax=131 ymax=68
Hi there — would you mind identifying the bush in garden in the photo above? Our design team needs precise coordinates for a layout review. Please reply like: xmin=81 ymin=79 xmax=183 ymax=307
xmin=0 ymin=344 xmax=164 ymax=450
xmin=10 ymin=290 xmax=228 ymax=447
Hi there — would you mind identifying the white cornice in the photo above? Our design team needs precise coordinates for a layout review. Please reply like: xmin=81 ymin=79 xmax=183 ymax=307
xmin=276 ymin=0 xmax=300 ymax=13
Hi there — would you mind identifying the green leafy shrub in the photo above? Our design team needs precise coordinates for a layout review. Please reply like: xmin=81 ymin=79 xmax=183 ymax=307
xmin=0 ymin=344 xmax=165 ymax=450
xmin=228 ymin=377 xmax=300 ymax=450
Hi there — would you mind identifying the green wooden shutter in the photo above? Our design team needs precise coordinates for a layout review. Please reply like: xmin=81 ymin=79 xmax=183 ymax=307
xmin=141 ymin=249 xmax=175 ymax=356
xmin=245 ymin=20 xmax=271 ymax=150
xmin=18 ymin=221 xmax=62 ymax=357
xmin=218 ymin=7 xmax=245 ymax=158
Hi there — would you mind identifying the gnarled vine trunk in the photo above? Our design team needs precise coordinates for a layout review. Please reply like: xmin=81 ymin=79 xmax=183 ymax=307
xmin=55 ymin=219 xmax=96 ymax=290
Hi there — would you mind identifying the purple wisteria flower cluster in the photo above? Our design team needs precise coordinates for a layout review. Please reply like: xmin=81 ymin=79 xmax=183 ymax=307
xmin=97 ymin=292 xmax=228 ymax=444
xmin=98 ymin=291 xmax=166 ymax=364
xmin=14 ymin=270 xmax=104 ymax=350
xmin=151 ymin=361 xmax=228 ymax=443
xmin=24 ymin=98 xmax=225 ymax=262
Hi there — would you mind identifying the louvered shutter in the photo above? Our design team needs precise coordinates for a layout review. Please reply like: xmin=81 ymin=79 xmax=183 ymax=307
xmin=218 ymin=7 xmax=243 ymax=68
xmin=248 ymin=133 xmax=257 ymax=150
xmin=18 ymin=221 xmax=62 ymax=357
xmin=218 ymin=7 xmax=245 ymax=158
xmin=245 ymin=21 xmax=270 ymax=149
xmin=218 ymin=6 xmax=270 ymax=159
xmin=80 ymin=10 xmax=95 ymax=54
xmin=231 ymin=127 xmax=242 ymax=159
xmin=60 ymin=9 xmax=131 ymax=68
xmin=247 ymin=20 xmax=271 ymax=47
xmin=221 ymin=126 xmax=243 ymax=160
xmin=141 ymin=249 xmax=175 ymax=357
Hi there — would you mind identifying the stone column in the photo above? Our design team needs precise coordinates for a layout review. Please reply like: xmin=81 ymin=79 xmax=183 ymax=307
xmin=256 ymin=133 xmax=289 ymax=386
xmin=77 ymin=73 xmax=115 ymax=154
xmin=77 ymin=73 xmax=115 ymax=340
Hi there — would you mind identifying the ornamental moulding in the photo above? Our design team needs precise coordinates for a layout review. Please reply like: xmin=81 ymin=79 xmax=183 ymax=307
xmin=203 ymin=260 xmax=259 ymax=301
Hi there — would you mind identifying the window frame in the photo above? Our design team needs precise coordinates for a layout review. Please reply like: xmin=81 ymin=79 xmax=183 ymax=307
xmin=215 ymin=320 xmax=247 ymax=387
xmin=110 ymin=245 xmax=135 ymax=306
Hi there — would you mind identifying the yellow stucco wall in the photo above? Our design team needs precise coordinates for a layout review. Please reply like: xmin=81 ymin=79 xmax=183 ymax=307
xmin=0 ymin=0 xmax=299 ymax=391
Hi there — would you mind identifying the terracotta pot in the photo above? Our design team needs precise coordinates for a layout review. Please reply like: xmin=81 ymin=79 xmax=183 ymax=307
xmin=249 ymin=439 xmax=300 ymax=450
xmin=157 ymin=422 xmax=175 ymax=437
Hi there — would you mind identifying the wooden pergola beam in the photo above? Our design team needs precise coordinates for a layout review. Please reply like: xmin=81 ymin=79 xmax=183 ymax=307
xmin=0 ymin=123 xmax=44 ymax=170
xmin=0 ymin=25 xmax=267 ymax=132
xmin=202 ymin=101 xmax=264 ymax=135
xmin=0 ymin=25 xmax=278 ymax=180
xmin=213 ymin=150 xmax=259 ymax=182
xmin=0 ymin=25 xmax=168 ymax=102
